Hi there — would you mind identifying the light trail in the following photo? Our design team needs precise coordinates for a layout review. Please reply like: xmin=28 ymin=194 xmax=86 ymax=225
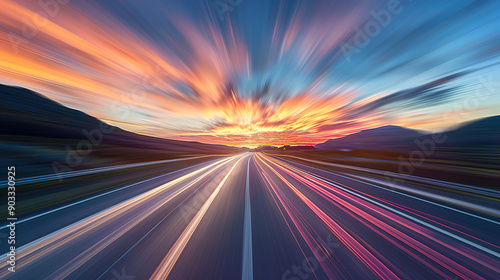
xmin=275 ymin=156 xmax=500 ymax=224
xmin=277 ymin=155 xmax=500 ymax=199
xmin=0 ymin=155 xmax=239 ymax=279
xmin=255 ymin=153 xmax=399 ymax=279
xmin=2 ymin=153 xmax=498 ymax=279
xmin=149 ymin=154 xmax=248 ymax=279
xmin=255 ymin=153 xmax=500 ymax=279
xmin=0 ymin=158 xmax=226 ymax=231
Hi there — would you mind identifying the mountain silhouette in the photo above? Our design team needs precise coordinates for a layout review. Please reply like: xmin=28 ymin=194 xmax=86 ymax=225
xmin=443 ymin=115 xmax=500 ymax=148
xmin=315 ymin=117 xmax=500 ymax=152
xmin=315 ymin=125 xmax=422 ymax=150
xmin=0 ymin=84 xmax=239 ymax=175
xmin=0 ymin=84 xmax=237 ymax=152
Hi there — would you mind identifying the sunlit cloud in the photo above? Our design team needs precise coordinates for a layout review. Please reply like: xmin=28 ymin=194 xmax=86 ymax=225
xmin=1 ymin=0 xmax=499 ymax=146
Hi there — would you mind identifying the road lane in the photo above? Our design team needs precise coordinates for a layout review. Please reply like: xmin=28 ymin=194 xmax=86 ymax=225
xmin=152 ymin=155 xmax=247 ymax=279
xmin=242 ymin=155 xmax=254 ymax=280
xmin=0 ymin=155 xmax=242 ymax=279
xmin=1 ymin=152 xmax=499 ymax=279
xmin=0 ymin=156 xmax=233 ymax=252
xmin=94 ymin=155 xmax=245 ymax=280
xmin=0 ymin=157 xmax=228 ymax=230
xmin=255 ymin=153 xmax=398 ymax=279
xmin=257 ymin=153 xmax=500 ymax=279
xmin=271 ymin=155 xmax=500 ymax=245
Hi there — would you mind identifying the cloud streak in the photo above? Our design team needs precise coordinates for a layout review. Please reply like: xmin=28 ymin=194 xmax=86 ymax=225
xmin=0 ymin=0 xmax=499 ymax=146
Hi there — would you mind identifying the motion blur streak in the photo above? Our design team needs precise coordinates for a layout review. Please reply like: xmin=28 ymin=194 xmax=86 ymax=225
xmin=1 ymin=1 xmax=499 ymax=146
xmin=267 ymin=156 xmax=500 ymax=259
xmin=280 ymin=155 xmax=500 ymax=218
xmin=1 ymin=152 xmax=498 ymax=279
xmin=0 ymin=155 xmax=238 ymax=279
xmin=255 ymin=153 xmax=399 ymax=279
xmin=0 ymin=155 xmax=216 ymax=186
xmin=150 ymin=155 xmax=247 ymax=279
xmin=255 ymin=153 xmax=500 ymax=279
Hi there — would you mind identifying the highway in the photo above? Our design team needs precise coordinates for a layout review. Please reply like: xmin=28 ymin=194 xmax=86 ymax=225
xmin=1 ymin=152 xmax=499 ymax=279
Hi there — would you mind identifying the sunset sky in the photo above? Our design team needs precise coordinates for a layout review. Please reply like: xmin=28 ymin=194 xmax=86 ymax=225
xmin=1 ymin=0 xmax=499 ymax=147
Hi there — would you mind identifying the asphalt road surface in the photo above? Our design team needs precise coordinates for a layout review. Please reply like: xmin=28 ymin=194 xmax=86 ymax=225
xmin=1 ymin=153 xmax=499 ymax=279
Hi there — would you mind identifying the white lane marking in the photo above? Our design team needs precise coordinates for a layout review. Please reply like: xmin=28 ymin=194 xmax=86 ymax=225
xmin=0 ymin=158 xmax=223 ymax=230
xmin=150 ymin=155 xmax=247 ymax=279
xmin=242 ymin=155 xmax=254 ymax=280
